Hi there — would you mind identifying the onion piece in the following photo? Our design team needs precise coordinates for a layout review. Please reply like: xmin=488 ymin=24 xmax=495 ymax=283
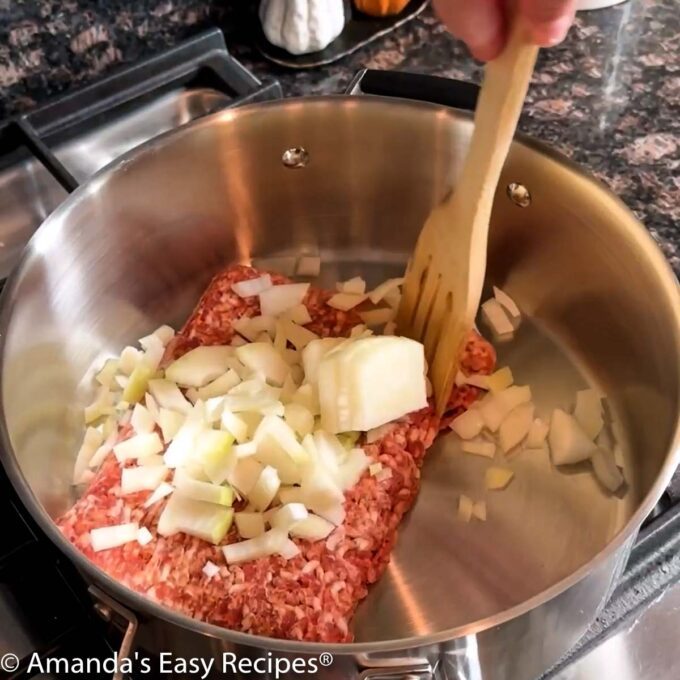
xmin=144 ymin=393 xmax=160 ymax=422
xmin=368 ymin=278 xmax=404 ymax=305
xmin=338 ymin=448 xmax=370 ymax=490
xmin=458 ymin=495 xmax=473 ymax=522
xmin=165 ymin=346 xmax=233 ymax=388
xmin=369 ymin=462 xmax=383 ymax=476
xmin=280 ymin=319 xmax=319 ymax=350
xmin=235 ymin=511 xmax=266 ymax=539
xmin=292 ymin=384 xmax=319 ymax=415
xmin=196 ymin=370 xmax=241 ymax=401
xmin=359 ymin=308 xmax=395 ymax=328
xmin=277 ymin=486 xmax=305 ymax=506
xmin=450 ymin=409 xmax=484 ymax=440
xmin=234 ymin=441 xmax=257 ymax=458
xmin=232 ymin=274 xmax=272 ymax=298
xmin=480 ymin=299 xmax=514 ymax=341
xmin=148 ymin=379 xmax=192 ymax=415
xmin=486 ymin=367 xmax=514 ymax=393
xmin=383 ymin=289 xmax=401 ymax=309
xmin=73 ymin=427 xmax=104 ymax=484
xmin=591 ymin=448 xmax=624 ymax=492
xmin=526 ymin=418 xmax=549 ymax=449
xmin=221 ymin=409 xmax=249 ymax=443
xmin=327 ymin=293 xmax=368 ymax=311
xmin=90 ymin=523 xmax=139 ymax=552
xmin=113 ymin=432 xmax=164 ymax=462
xmin=573 ymin=389 xmax=604 ymax=440
xmin=279 ymin=538 xmax=301 ymax=560
xmin=88 ymin=430 xmax=118 ymax=470
xmin=282 ymin=304 xmax=312 ymax=325
xmin=366 ymin=423 xmax=395 ymax=444
xmin=549 ymin=409 xmax=598 ymax=465
xmin=230 ymin=335 xmax=247 ymax=347
xmin=337 ymin=276 xmax=366 ymax=295
xmin=137 ymin=527 xmax=154 ymax=546
xmin=479 ymin=385 xmax=532 ymax=432
xmin=301 ymin=338 xmax=344 ymax=386
xmin=157 ymin=494 xmax=234 ymax=544
xmin=270 ymin=502 xmax=308 ymax=530
xmin=235 ymin=343 xmax=289 ymax=387
xmin=95 ymin=358 xmax=119 ymax=388
xmin=140 ymin=335 xmax=165 ymax=373
xmin=84 ymin=386 xmax=115 ymax=424
xmin=244 ymin=464 xmax=280 ymax=510
xmin=119 ymin=346 xmax=142 ymax=375
xmin=143 ymin=481 xmax=174 ymax=508
xmin=284 ymin=403 xmax=314 ymax=438
xmin=485 ymin=467 xmax=515 ymax=490
xmin=222 ymin=528 xmax=287 ymax=565
xmin=472 ymin=501 xmax=487 ymax=521
xmin=461 ymin=439 xmax=496 ymax=458
xmin=131 ymin=403 xmax=155 ymax=435
xmin=493 ymin=286 xmax=522 ymax=326
xmin=202 ymin=560 xmax=220 ymax=578
xmin=259 ymin=283 xmax=309 ymax=317
xmin=290 ymin=515 xmax=334 ymax=540
xmin=499 ymin=403 xmax=535 ymax=453
xmin=158 ymin=408 xmax=185 ymax=443
xmin=195 ymin=430 xmax=236 ymax=485
xmin=174 ymin=468 xmax=234 ymax=506
xmin=296 ymin=255 xmax=321 ymax=277
xmin=138 ymin=454 xmax=165 ymax=466
xmin=254 ymin=415 xmax=309 ymax=466
xmin=121 ymin=465 xmax=169 ymax=494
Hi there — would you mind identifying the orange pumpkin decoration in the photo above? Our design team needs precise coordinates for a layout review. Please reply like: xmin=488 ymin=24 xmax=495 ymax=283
xmin=354 ymin=0 xmax=410 ymax=17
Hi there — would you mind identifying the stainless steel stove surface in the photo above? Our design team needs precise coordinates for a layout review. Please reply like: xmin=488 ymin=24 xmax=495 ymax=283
xmin=0 ymin=30 xmax=678 ymax=680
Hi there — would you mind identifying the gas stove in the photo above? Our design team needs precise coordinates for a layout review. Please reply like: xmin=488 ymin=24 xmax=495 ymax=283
xmin=0 ymin=30 xmax=678 ymax=680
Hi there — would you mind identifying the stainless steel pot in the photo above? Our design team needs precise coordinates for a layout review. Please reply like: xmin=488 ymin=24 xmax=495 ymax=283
xmin=1 ymin=71 xmax=679 ymax=680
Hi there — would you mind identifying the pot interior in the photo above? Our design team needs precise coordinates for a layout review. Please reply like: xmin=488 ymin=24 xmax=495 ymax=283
xmin=1 ymin=98 xmax=678 ymax=642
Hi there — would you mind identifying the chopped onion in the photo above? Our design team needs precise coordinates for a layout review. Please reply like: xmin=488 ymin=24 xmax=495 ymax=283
xmin=144 ymin=393 xmax=160 ymax=422
xmin=95 ymin=358 xmax=119 ymax=388
xmin=119 ymin=346 xmax=142 ymax=375
xmin=282 ymin=304 xmax=312 ymax=325
xmin=73 ymin=427 xmax=104 ymax=484
xmin=222 ymin=394 xmax=283 ymax=417
xmin=195 ymin=429 xmax=235 ymax=485
xmin=137 ymin=526 xmax=154 ymax=546
xmin=301 ymin=338 xmax=344 ymax=386
xmin=84 ymin=385 xmax=115 ymax=424
xmin=327 ymin=293 xmax=367 ymax=311
xmin=290 ymin=515 xmax=334 ymax=541
xmin=284 ymin=403 xmax=314 ymax=438
xmin=254 ymin=415 xmax=309 ymax=466
xmin=165 ymin=346 xmax=233 ymax=388
xmin=228 ymin=458 xmax=264 ymax=497
xmin=383 ymin=288 xmax=401 ymax=309
xmin=493 ymin=286 xmax=522 ymax=326
xmin=259 ymin=283 xmax=309 ymax=317
xmin=369 ymin=462 xmax=383 ymax=476
xmin=282 ymin=349 xmax=301 ymax=367
xmin=235 ymin=343 xmax=289 ymax=387
xmin=359 ymin=308 xmax=395 ymax=328
xmin=174 ymin=468 xmax=234 ymax=506
xmin=499 ymin=403 xmax=535 ymax=453
xmin=479 ymin=385 xmax=532 ymax=432
xmin=458 ymin=495 xmax=473 ymax=522
xmin=234 ymin=441 xmax=257 ymax=457
xmin=472 ymin=501 xmax=487 ymax=521
xmin=222 ymin=528 xmax=287 ymax=565
xmin=270 ymin=502 xmax=308 ymax=530
xmin=366 ymin=423 xmax=395 ymax=444
xmin=312 ymin=430 xmax=345 ymax=474
xmin=232 ymin=274 xmax=272 ymax=298
xmin=90 ymin=523 xmax=139 ymax=552
xmin=486 ymin=367 xmax=514 ymax=393
xmin=195 ymin=370 xmax=241 ymax=401
xmin=143 ymin=481 xmax=174 ymax=508
xmin=296 ymin=255 xmax=321 ymax=277
xmin=279 ymin=319 xmax=318 ymax=351
xmin=312 ymin=502 xmax=346 ymax=526
xmin=549 ymin=409 xmax=598 ymax=465
xmin=235 ymin=511 xmax=266 ymax=539
xmin=461 ymin=439 xmax=496 ymax=458
xmin=573 ymin=389 xmax=604 ymax=440
xmin=221 ymin=409 xmax=249 ymax=443
xmin=158 ymin=408 xmax=185 ymax=443
xmin=591 ymin=448 xmax=624 ymax=492
xmin=383 ymin=321 xmax=397 ymax=336
xmin=230 ymin=335 xmax=247 ymax=347
xmin=120 ymin=363 xmax=154 ymax=405
xmin=368 ymin=278 xmax=404 ymax=305
xmin=338 ymin=448 xmax=370 ymax=490
xmin=163 ymin=415 xmax=202 ymax=468
xmin=121 ymin=465 xmax=169 ymax=494
xmin=526 ymin=418 xmax=549 ymax=449
xmin=279 ymin=538 xmax=301 ymax=560
xmin=277 ymin=486 xmax=305 ymax=505
xmin=113 ymin=432 xmax=164 ymax=462
xmin=485 ymin=467 xmax=515 ymax=490
xmin=157 ymin=494 xmax=234 ymax=544
xmin=337 ymin=276 xmax=366 ymax=295
xmin=138 ymin=454 xmax=165 ymax=466
xmin=140 ymin=335 xmax=165 ymax=372
xmin=450 ymin=409 xmax=484 ymax=440
xmin=480 ymin=298 xmax=514 ymax=340
xmin=202 ymin=560 xmax=220 ymax=578
xmin=130 ymin=403 xmax=155 ymax=435
xmin=88 ymin=430 xmax=118 ymax=470
xmin=148 ymin=379 xmax=192 ymax=415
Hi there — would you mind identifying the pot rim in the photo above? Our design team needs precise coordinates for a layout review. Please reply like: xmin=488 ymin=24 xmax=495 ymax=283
xmin=1 ymin=95 xmax=679 ymax=654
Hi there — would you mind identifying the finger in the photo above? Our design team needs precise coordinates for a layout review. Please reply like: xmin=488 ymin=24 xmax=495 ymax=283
xmin=519 ymin=0 xmax=577 ymax=46
xmin=433 ymin=0 xmax=506 ymax=61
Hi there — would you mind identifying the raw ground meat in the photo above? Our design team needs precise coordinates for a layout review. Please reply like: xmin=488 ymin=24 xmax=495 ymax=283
xmin=58 ymin=265 xmax=495 ymax=642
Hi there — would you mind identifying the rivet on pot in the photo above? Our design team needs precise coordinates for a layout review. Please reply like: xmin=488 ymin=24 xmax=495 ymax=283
xmin=282 ymin=147 xmax=309 ymax=169
xmin=507 ymin=182 xmax=532 ymax=208
xmin=94 ymin=603 xmax=112 ymax=622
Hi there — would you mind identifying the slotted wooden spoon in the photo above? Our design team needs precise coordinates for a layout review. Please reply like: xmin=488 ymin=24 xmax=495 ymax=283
xmin=397 ymin=18 xmax=539 ymax=415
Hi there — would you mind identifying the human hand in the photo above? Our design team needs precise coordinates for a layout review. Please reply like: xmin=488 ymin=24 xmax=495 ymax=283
xmin=433 ymin=0 xmax=577 ymax=61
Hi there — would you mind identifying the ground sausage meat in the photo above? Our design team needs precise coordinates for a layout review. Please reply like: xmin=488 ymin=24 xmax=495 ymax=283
xmin=58 ymin=265 xmax=495 ymax=642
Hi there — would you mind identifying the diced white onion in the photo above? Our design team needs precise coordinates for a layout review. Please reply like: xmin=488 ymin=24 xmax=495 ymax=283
xmin=368 ymin=278 xmax=404 ymax=305
xmin=137 ymin=526 xmax=154 ymax=546
xmin=88 ymin=430 xmax=118 ymax=470
xmin=359 ymin=308 xmax=395 ymax=328
xmin=327 ymin=293 xmax=367 ymax=311
xmin=549 ymin=409 xmax=598 ymax=466
xmin=235 ymin=343 xmax=289 ymax=387
xmin=591 ymin=448 xmax=624 ymax=492
xmin=234 ymin=441 xmax=258 ymax=457
xmin=174 ymin=468 xmax=234 ymax=506
xmin=222 ymin=528 xmax=287 ymax=564
xmin=573 ymin=389 xmax=604 ymax=440
xmin=270 ymin=503 xmax=309 ymax=530
xmin=369 ymin=462 xmax=383 ymax=476
xmin=148 ymin=379 xmax=192 ymax=415
xmin=458 ymin=495 xmax=473 ymax=522
xmin=292 ymin=384 xmax=320 ymax=415
xmin=228 ymin=458 xmax=265 ymax=497
xmin=130 ymin=403 xmax=155 ymax=435
xmin=284 ymin=403 xmax=314 ymax=438
xmin=485 ymin=467 xmax=515 ymax=490
xmin=121 ymin=465 xmax=168 ymax=494
xmin=461 ymin=439 xmax=496 ymax=458
xmin=301 ymin=337 xmax=344 ymax=386
xmin=113 ymin=432 xmax=164 ymax=462
xmin=481 ymin=298 xmax=515 ymax=340
xmin=279 ymin=319 xmax=319 ymax=351
xmin=221 ymin=409 xmax=249 ymax=443
xmin=202 ymin=560 xmax=221 ymax=578
xmin=526 ymin=418 xmax=549 ymax=449
xmin=493 ymin=286 xmax=522 ymax=326
xmin=90 ymin=523 xmax=139 ymax=552
xmin=479 ymin=385 xmax=532 ymax=432
xmin=259 ymin=283 xmax=309 ymax=317
xmin=138 ymin=454 xmax=165 ymax=466
xmin=157 ymin=494 xmax=234 ymax=545
xmin=144 ymin=393 xmax=160 ymax=422
xmin=498 ymin=403 xmax=535 ymax=453
xmin=472 ymin=501 xmax=487 ymax=521
xmin=158 ymin=408 xmax=185 ymax=443
xmin=375 ymin=466 xmax=393 ymax=482
xmin=73 ymin=427 xmax=104 ymax=484
xmin=84 ymin=385 xmax=115 ymax=424
xmin=119 ymin=346 xmax=142 ymax=375
xmin=232 ymin=274 xmax=272 ymax=298
xmin=338 ymin=448 xmax=370 ymax=490
xmin=254 ymin=415 xmax=309 ymax=466
xmin=337 ymin=276 xmax=366 ymax=295
xmin=296 ymin=255 xmax=321 ymax=277
xmin=290 ymin=515 xmax=335 ymax=541
xmin=282 ymin=304 xmax=312 ymax=325
xmin=196 ymin=370 xmax=241 ymax=401
xmin=450 ymin=409 xmax=484 ymax=440
xmin=279 ymin=538 xmax=301 ymax=560
xmin=235 ymin=511 xmax=266 ymax=539
xmin=165 ymin=346 xmax=233 ymax=388
xmin=143 ymin=481 xmax=174 ymax=508
xmin=95 ymin=358 xmax=119 ymax=388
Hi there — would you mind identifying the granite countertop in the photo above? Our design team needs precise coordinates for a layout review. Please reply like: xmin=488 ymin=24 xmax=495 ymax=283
xmin=0 ymin=0 xmax=677 ymax=272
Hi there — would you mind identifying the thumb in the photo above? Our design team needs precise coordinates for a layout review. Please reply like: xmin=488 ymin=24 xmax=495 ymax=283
xmin=519 ymin=0 xmax=577 ymax=46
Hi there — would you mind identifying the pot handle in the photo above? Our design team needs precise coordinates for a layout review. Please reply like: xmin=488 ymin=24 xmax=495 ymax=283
xmin=345 ymin=69 xmax=479 ymax=111
xmin=356 ymin=654 xmax=433 ymax=680
xmin=89 ymin=586 xmax=139 ymax=680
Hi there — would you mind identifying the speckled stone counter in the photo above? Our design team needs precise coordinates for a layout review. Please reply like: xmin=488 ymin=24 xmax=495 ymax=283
xmin=0 ymin=0 xmax=678 ymax=271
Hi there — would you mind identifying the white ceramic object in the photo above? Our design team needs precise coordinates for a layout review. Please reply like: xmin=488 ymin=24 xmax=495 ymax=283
xmin=577 ymin=0 xmax=627 ymax=9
